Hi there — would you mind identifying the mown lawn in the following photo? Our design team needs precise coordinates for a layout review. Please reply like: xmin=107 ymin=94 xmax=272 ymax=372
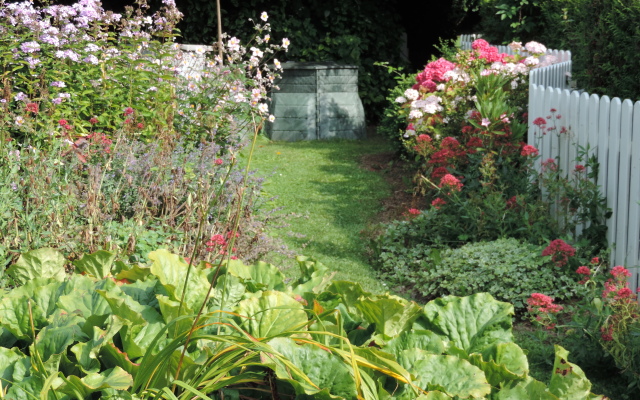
xmin=244 ymin=134 xmax=394 ymax=293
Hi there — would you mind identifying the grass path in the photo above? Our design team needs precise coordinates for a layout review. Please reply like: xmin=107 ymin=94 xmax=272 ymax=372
xmin=246 ymin=135 xmax=394 ymax=293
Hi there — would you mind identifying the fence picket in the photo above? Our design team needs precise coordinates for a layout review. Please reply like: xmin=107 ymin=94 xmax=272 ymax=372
xmin=629 ymin=103 xmax=640 ymax=289
xmin=615 ymin=100 xmax=634 ymax=269
xmin=607 ymin=98 xmax=623 ymax=265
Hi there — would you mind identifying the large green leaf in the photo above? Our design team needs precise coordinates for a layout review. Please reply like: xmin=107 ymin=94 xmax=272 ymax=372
xmin=398 ymin=349 xmax=491 ymax=399
xmin=268 ymin=337 xmax=358 ymax=399
xmin=156 ymin=295 xmax=194 ymax=334
xmin=34 ymin=310 xmax=87 ymax=363
xmin=422 ymin=293 xmax=514 ymax=355
xmin=58 ymin=366 xmax=133 ymax=397
xmin=56 ymin=276 xmax=112 ymax=323
xmin=468 ymin=342 xmax=528 ymax=387
xmin=325 ymin=281 xmax=371 ymax=321
xmin=292 ymin=256 xmax=335 ymax=295
xmin=225 ymin=259 xmax=285 ymax=291
xmin=236 ymin=291 xmax=308 ymax=338
xmin=72 ymin=250 xmax=117 ymax=279
xmin=6 ymin=248 xmax=67 ymax=285
xmin=148 ymin=249 xmax=210 ymax=311
xmin=491 ymin=376 xmax=558 ymax=400
xmin=17 ymin=278 xmax=63 ymax=318
xmin=4 ymin=375 xmax=47 ymax=400
xmin=0 ymin=295 xmax=47 ymax=340
xmin=0 ymin=347 xmax=30 ymax=392
xmin=549 ymin=345 xmax=596 ymax=400
xmin=382 ymin=330 xmax=445 ymax=358
xmin=71 ymin=315 xmax=124 ymax=374
xmin=356 ymin=295 xmax=423 ymax=341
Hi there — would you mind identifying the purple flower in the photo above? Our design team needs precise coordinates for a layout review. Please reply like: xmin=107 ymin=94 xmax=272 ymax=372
xmin=50 ymin=81 xmax=66 ymax=88
xmin=14 ymin=92 xmax=28 ymax=102
xmin=83 ymin=55 xmax=99 ymax=64
xmin=52 ymin=97 xmax=63 ymax=105
xmin=20 ymin=41 xmax=40 ymax=53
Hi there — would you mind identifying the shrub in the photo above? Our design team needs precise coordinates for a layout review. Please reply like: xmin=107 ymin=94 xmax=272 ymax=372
xmin=379 ymin=238 xmax=581 ymax=313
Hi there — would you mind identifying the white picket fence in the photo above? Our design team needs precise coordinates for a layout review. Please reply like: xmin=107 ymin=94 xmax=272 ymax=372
xmin=529 ymin=85 xmax=640 ymax=292
xmin=459 ymin=34 xmax=640 ymax=291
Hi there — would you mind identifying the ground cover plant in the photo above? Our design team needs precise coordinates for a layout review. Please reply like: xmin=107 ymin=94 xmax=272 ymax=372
xmin=0 ymin=247 xmax=607 ymax=399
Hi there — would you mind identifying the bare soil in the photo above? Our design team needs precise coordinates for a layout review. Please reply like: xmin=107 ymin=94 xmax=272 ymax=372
xmin=358 ymin=151 xmax=428 ymax=225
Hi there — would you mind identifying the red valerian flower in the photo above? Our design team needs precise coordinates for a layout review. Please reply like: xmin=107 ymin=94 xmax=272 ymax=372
xmin=25 ymin=102 xmax=38 ymax=113
xmin=214 ymin=158 xmax=223 ymax=165
xmin=576 ymin=266 xmax=591 ymax=276
xmin=520 ymin=144 xmax=539 ymax=157
xmin=611 ymin=265 xmax=632 ymax=279
xmin=58 ymin=119 xmax=68 ymax=126
xmin=439 ymin=174 xmax=463 ymax=193
xmin=89 ymin=117 xmax=99 ymax=125
xmin=431 ymin=197 xmax=446 ymax=209
xmin=542 ymin=239 xmax=576 ymax=267
xmin=137 ymin=123 xmax=144 ymax=129
xmin=533 ymin=117 xmax=547 ymax=126
xmin=527 ymin=293 xmax=563 ymax=313
xmin=574 ymin=164 xmax=586 ymax=172
xmin=408 ymin=208 xmax=420 ymax=215
xmin=124 ymin=107 xmax=134 ymax=116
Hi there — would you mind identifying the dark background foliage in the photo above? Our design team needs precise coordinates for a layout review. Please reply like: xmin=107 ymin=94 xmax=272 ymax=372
xmin=476 ymin=0 xmax=640 ymax=101
xmin=159 ymin=0 xmax=480 ymax=124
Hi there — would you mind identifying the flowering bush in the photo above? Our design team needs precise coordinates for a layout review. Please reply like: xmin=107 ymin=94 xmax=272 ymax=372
xmin=0 ymin=2 xmax=293 ymax=270
xmin=529 ymin=261 xmax=640 ymax=390
xmin=0 ymin=0 xmax=287 ymax=147
xmin=394 ymin=39 xmax=556 ymax=177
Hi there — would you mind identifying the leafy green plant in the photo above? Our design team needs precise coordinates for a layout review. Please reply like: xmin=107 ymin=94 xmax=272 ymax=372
xmin=528 ymin=261 xmax=640 ymax=396
xmin=0 ymin=247 xmax=606 ymax=399
xmin=376 ymin=238 xmax=581 ymax=313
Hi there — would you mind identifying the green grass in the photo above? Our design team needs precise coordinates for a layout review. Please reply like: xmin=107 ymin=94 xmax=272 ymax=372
xmin=243 ymin=134 xmax=394 ymax=293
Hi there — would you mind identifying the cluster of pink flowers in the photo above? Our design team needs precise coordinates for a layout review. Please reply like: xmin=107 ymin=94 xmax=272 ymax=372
xmin=528 ymin=293 xmax=564 ymax=313
xmin=414 ymin=58 xmax=456 ymax=93
xmin=599 ymin=266 xmax=637 ymax=341
xmin=542 ymin=239 xmax=576 ymax=267
xmin=205 ymin=234 xmax=227 ymax=251
xmin=520 ymin=144 xmax=539 ymax=157
xmin=431 ymin=197 xmax=446 ymax=209
xmin=527 ymin=293 xmax=563 ymax=329
xmin=471 ymin=39 xmax=507 ymax=63
xmin=438 ymin=174 xmax=463 ymax=194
